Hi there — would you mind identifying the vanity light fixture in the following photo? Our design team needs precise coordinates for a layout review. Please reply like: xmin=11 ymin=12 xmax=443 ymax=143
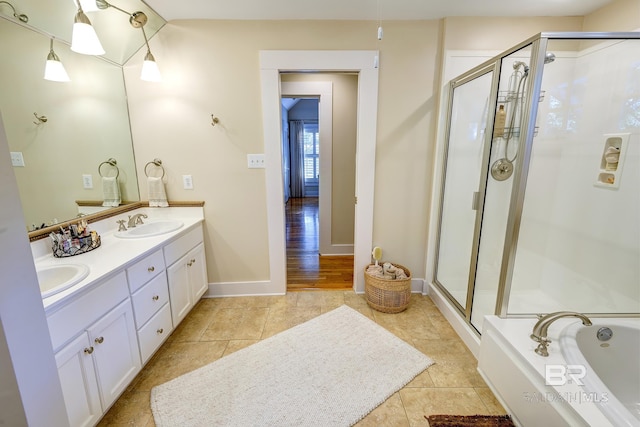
xmin=44 ymin=38 xmax=71 ymax=82
xmin=77 ymin=0 xmax=99 ymax=12
xmin=71 ymin=2 xmax=105 ymax=55
xmin=90 ymin=0 xmax=161 ymax=81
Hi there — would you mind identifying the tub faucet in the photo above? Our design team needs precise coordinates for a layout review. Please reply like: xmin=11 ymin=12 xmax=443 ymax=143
xmin=530 ymin=311 xmax=592 ymax=357
xmin=127 ymin=213 xmax=148 ymax=228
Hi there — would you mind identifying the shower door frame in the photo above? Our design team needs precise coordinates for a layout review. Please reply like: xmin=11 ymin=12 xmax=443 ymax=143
xmin=433 ymin=32 xmax=640 ymax=331
xmin=432 ymin=61 xmax=502 ymax=323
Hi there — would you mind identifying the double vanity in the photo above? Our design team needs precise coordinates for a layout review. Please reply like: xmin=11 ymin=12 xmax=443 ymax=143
xmin=32 ymin=206 xmax=207 ymax=427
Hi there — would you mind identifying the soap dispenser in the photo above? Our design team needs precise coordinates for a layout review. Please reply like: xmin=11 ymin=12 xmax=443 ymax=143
xmin=493 ymin=105 xmax=506 ymax=138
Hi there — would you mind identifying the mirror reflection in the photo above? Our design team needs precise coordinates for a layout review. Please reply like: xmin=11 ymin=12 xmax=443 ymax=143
xmin=0 ymin=1 xmax=165 ymax=230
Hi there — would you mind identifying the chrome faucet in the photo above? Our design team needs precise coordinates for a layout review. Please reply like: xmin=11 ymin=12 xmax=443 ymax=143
xmin=530 ymin=311 xmax=592 ymax=357
xmin=127 ymin=213 xmax=148 ymax=228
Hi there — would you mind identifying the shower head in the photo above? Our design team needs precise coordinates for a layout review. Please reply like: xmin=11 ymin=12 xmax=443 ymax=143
xmin=513 ymin=61 xmax=529 ymax=74
xmin=544 ymin=52 xmax=556 ymax=64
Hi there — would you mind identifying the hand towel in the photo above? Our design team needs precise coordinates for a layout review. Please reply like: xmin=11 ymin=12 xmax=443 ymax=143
xmin=148 ymin=176 xmax=169 ymax=207
xmin=102 ymin=176 xmax=121 ymax=207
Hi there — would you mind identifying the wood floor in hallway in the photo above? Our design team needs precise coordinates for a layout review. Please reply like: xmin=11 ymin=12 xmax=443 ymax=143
xmin=285 ymin=197 xmax=354 ymax=291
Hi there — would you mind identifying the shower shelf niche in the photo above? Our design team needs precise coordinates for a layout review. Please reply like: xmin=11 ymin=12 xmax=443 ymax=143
xmin=594 ymin=133 xmax=630 ymax=189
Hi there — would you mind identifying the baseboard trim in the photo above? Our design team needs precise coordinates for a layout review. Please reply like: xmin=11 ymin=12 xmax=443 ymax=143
xmin=205 ymin=281 xmax=285 ymax=297
xmin=206 ymin=278 xmax=426 ymax=297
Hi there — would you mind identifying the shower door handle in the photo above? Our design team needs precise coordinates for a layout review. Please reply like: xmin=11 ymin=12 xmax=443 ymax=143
xmin=472 ymin=192 xmax=480 ymax=211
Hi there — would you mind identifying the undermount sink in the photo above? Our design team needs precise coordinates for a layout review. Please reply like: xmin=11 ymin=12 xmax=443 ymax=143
xmin=115 ymin=220 xmax=184 ymax=239
xmin=37 ymin=264 xmax=90 ymax=298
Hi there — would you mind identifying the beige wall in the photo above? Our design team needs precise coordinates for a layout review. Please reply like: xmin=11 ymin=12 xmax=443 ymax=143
xmin=123 ymin=10 xmax=637 ymax=288
xmin=584 ymin=0 xmax=640 ymax=31
xmin=281 ymin=73 xmax=358 ymax=245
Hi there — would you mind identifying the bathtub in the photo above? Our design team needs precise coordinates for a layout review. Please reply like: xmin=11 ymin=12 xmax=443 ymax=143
xmin=560 ymin=319 xmax=640 ymax=427
xmin=478 ymin=315 xmax=640 ymax=427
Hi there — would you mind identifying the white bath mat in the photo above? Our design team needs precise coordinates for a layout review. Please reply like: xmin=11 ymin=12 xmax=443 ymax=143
xmin=151 ymin=305 xmax=433 ymax=426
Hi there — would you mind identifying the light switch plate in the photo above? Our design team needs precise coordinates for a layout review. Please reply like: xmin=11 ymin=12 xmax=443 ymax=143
xmin=10 ymin=152 xmax=25 ymax=167
xmin=82 ymin=174 xmax=93 ymax=189
xmin=183 ymin=175 xmax=194 ymax=190
xmin=247 ymin=154 xmax=265 ymax=169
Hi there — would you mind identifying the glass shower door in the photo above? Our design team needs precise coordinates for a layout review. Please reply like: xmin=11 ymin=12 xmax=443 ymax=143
xmin=435 ymin=69 xmax=495 ymax=312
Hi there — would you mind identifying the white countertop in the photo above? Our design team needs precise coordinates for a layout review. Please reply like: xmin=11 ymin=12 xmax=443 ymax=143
xmin=33 ymin=207 xmax=204 ymax=312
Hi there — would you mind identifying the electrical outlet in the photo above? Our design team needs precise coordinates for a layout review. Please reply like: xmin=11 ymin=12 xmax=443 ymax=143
xmin=247 ymin=154 xmax=265 ymax=169
xmin=82 ymin=174 xmax=93 ymax=189
xmin=10 ymin=152 xmax=25 ymax=167
xmin=183 ymin=175 xmax=194 ymax=190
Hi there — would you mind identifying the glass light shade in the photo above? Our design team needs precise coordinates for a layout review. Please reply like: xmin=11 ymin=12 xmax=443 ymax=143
xmin=71 ymin=11 xmax=105 ymax=55
xmin=44 ymin=55 xmax=70 ymax=82
xmin=141 ymin=51 xmax=161 ymax=82
xmin=77 ymin=0 xmax=99 ymax=12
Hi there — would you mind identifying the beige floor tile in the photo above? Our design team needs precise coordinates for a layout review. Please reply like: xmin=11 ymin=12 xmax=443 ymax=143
xmin=355 ymin=392 xmax=410 ymax=426
xmin=426 ymin=357 xmax=488 ymax=388
xmin=168 ymin=305 xmax=216 ymax=342
xmin=97 ymin=390 xmax=152 ymax=427
xmin=261 ymin=305 xmax=322 ymax=338
xmin=223 ymin=339 xmax=260 ymax=356
xmin=100 ymin=291 xmax=506 ymax=426
xmin=399 ymin=388 xmax=491 ymax=426
xmin=201 ymin=307 xmax=269 ymax=340
xmin=132 ymin=340 xmax=228 ymax=391
xmin=475 ymin=387 xmax=508 ymax=415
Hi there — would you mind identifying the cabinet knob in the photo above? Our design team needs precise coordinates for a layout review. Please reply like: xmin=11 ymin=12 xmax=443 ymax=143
xmin=84 ymin=347 xmax=94 ymax=355
xmin=191 ymin=259 xmax=196 ymax=264
xmin=152 ymin=295 xmax=159 ymax=301
xmin=187 ymin=261 xmax=193 ymax=267
xmin=148 ymin=266 xmax=155 ymax=272
xmin=156 ymin=328 xmax=164 ymax=334
xmin=94 ymin=336 xmax=104 ymax=344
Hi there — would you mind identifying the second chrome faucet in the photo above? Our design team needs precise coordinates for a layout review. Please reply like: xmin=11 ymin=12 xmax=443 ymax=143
xmin=530 ymin=311 xmax=592 ymax=357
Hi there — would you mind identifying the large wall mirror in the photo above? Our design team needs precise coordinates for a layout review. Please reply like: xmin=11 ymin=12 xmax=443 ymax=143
xmin=0 ymin=0 xmax=164 ymax=230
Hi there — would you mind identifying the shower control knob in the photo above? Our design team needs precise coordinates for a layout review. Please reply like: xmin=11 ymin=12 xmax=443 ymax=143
xmin=491 ymin=158 xmax=514 ymax=181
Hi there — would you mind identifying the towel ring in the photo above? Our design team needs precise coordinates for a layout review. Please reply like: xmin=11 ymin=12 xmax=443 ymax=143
xmin=98 ymin=158 xmax=119 ymax=178
xmin=144 ymin=158 xmax=165 ymax=179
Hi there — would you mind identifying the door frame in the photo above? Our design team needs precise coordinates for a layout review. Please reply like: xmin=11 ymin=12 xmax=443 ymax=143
xmin=260 ymin=50 xmax=379 ymax=294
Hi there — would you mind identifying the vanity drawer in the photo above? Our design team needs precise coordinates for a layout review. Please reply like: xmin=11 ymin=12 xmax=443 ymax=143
xmin=127 ymin=249 xmax=165 ymax=293
xmin=138 ymin=303 xmax=173 ymax=363
xmin=164 ymin=223 xmax=203 ymax=266
xmin=131 ymin=273 xmax=169 ymax=328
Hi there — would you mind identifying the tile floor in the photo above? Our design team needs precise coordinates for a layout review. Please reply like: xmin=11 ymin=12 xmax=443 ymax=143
xmin=98 ymin=291 xmax=506 ymax=426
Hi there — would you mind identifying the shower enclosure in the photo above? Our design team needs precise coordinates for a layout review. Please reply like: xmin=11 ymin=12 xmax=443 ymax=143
xmin=433 ymin=32 xmax=640 ymax=334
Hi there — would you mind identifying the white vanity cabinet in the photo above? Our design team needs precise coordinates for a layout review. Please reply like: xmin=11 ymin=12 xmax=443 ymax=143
xmin=48 ymin=271 xmax=141 ymax=426
xmin=126 ymin=250 xmax=173 ymax=363
xmin=164 ymin=224 xmax=208 ymax=326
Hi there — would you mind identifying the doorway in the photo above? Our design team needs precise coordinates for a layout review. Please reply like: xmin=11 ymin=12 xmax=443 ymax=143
xmin=259 ymin=50 xmax=379 ymax=294
xmin=281 ymin=87 xmax=356 ymax=290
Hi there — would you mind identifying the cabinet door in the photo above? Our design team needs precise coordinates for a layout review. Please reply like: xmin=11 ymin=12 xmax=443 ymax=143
xmin=166 ymin=255 xmax=192 ymax=326
xmin=88 ymin=299 xmax=141 ymax=409
xmin=187 ymin=243 xmax=208 ymax=302
xmin=55 ymin=333 xmax=102 ymax=427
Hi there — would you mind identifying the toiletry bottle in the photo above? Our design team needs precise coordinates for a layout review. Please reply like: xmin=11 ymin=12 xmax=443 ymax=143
xmin=494 ymin=105 xmax=506 ymax=138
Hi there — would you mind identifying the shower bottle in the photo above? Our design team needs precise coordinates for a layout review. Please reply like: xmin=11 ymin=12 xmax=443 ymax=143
xmin=494 ymin=104 xmax=506 ymax=138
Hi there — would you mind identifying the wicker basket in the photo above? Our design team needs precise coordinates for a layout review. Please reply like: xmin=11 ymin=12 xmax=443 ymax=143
xmin=364 ymin=263 xmax=412 ymax=313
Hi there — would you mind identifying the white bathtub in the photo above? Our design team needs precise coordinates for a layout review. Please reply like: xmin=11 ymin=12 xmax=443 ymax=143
xmin=560 ymin=319 xmax=640 ymax=427
xmin=478 ymin=316 xmax=640 ymax=427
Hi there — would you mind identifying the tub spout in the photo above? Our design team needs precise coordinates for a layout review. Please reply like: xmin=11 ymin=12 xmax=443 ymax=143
xmin=530 ymin=311 xmax=592 ymax=357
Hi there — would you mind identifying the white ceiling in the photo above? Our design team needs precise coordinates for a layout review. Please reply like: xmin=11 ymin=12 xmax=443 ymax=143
xmin=144 ymin=0 xmax=614 ymax=21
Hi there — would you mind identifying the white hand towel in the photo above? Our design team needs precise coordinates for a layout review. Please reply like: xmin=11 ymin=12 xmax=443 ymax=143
xmin=148 ymin=176 xmax=169 ymax=207
xmin=102 ymin=176 xmax=121 ymax=207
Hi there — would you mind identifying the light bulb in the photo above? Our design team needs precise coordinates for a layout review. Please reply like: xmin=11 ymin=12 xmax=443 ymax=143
xmin=141 ymin=51 xmax=161 ymax=82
